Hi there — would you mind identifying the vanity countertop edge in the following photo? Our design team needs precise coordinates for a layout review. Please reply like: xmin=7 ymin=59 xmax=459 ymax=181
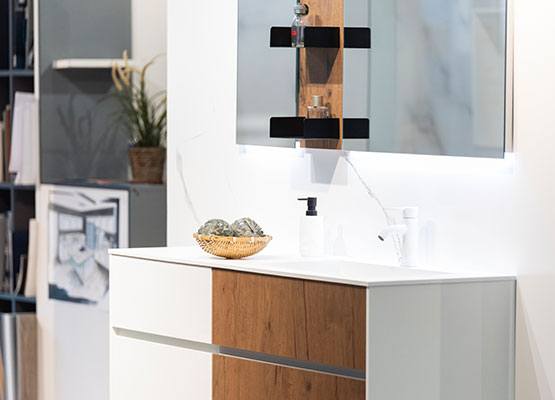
xmin=109 ymin=246 xmax=515 ymax=288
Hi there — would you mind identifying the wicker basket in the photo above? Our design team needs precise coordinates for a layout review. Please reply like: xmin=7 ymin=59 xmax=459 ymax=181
xmin=129 ymin=147 xmax=166 ymax=184
xmin=193 ymin=233 xmax=272 ymax=259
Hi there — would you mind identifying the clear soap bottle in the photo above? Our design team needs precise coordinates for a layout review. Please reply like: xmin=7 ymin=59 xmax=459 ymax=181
xmin=292 ymin=3 xmax=308 ymax=48
xmin=306 ymin=95 xmax=329 ymax=119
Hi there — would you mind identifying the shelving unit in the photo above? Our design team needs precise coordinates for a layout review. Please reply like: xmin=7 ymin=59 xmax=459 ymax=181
xmin=0 ymin=0 xmax=36 ymax=315
xmin=0 ymin=182 xmax=36 ymax=313
xmin=0 ymin=0 xmax=35 ymax=118
xmin=263 ymin=1 xmax=372 ymax=148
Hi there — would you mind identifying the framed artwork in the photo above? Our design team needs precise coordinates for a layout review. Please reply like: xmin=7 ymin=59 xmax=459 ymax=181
xmin=48 ymin=186 xmax=129 ymax=307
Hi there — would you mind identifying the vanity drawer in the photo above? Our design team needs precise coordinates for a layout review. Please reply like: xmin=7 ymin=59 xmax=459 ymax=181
xmin=213 ymin=355 xmax=365 ymax=399
xmin=212 ymin=270 xmax=366 ymax=370
xmin=110 ymin=255 xmax=212 ymax=343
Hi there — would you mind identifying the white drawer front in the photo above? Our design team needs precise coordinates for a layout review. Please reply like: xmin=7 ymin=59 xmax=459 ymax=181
xmin=110 ymin=255 xmax=211 ymax=343
xmin=110 ymin=332 xmax=212 ymax=400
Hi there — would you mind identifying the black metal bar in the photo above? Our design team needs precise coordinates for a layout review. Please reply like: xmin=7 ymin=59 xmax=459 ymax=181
xmin=270 ymin=26 xmax=340 ymax=48
xmin=269 ymin=117 xmax=304 ymax=138
xmin=270 ymin=117 xmax=341 ymax=139
xmin=270 ymin=27 xmax=293 ymax=48
xmin=344 ymin=27 xmax=371 ymax=49
xmin=303 ymin=118 xmax=340 ymax=139
xmin=304 ymin=27 xmax=340 ymax=48
xmin=343 ymin=118 xmax=370 ymax=139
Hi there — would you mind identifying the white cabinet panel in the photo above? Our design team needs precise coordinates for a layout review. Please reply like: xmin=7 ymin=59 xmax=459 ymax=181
xmin=110 ymin=332 xmax=212 ymax=400
xmin=367 ymin=281 xmax=515 ymax=400
xmin=110 ymin=255 xmax=212 ymax=343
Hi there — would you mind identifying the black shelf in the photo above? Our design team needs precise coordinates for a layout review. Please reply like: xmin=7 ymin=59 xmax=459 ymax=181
xmin=11 ymin=69 xmax=34 ymax=77
xmin=343 ymin=118 xmax=370 ymax=139
xmin=344 ymin=28 xmax=371 ymax=49
xmin=0 ymin=292 xmax=35 ymax=303
xmin=270 ymin=27 xmax=370 ymax=49
xmin=271 ymin=27 xmax=340 ymax=48
xmin=270 ymin=117 xmax=369 ymax=140
xmin=0 ymin=292 xmax=36 ymax=313
xmin=0 ymin=182 xmax=35 ymax=191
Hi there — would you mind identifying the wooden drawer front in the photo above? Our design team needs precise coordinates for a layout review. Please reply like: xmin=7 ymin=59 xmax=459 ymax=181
xmin=213 ymin=355 xmax=364 ymax=400
xmin=110 ymin=256 xmax=212 ymax=343
xmin=213 ymin=270 xmax=366 ymax=370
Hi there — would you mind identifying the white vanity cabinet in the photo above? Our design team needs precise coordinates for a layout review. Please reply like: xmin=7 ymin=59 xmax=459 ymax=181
xmin=109 ymin=247 xmax=515 ymax=400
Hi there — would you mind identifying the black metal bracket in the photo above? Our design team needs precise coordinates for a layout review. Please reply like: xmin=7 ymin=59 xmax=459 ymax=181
xmin=270 ymin=27 xmax=370 ymax=49
xmin=343 ymin=118 xmax=370 ymax=139
xmin=344 ymin=27 xmax=371 ymax=49
xmin=270 ymin=117 xmax=340 ymax=139
xmin=270 ymin=117 xmax=369 ymax=140
xmin=270 ymin=27 xmax=340 ymax=48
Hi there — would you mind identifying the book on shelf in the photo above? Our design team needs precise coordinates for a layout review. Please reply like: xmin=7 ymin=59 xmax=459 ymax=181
xmin=25 ymin=0 xmax=34 ymax=70
xmin=0 ymin=215 xmax=6 ymax=294
xmin=13 ymin=0 xmax=33 ymax=70
xmin=1 ymin=105 xmax=11 ymax=183
xmin=0 ymin=122 xmax=4 ymax=183
xmin=13 ymin=255 xmax=26 ymax=296
xmin=9 ymin=92 xmax=37 ymax=185
xmin=23 ymin=219 xmax=37 ymax=298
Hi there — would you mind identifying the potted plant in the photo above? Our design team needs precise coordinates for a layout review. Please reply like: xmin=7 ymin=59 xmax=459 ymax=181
xmin=112 ymin=51 xmax=166 ymax=184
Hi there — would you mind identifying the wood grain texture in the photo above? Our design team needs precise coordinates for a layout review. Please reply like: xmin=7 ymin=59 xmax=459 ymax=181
xmin=212 ymin=270 xmax=366 ymax=370
xmin=213 ymin=355 xmax=365 ymax=400
xmin=299 ymin=0 xmax=344 ymax=150
xmin=17 ymin=314 xmax=37 ymax=400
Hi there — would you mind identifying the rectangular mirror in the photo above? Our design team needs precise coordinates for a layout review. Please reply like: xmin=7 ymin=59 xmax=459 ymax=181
xmin=344 ymin=0 xmax=508 ymax=157
xmin=237 ymin=0 xmax=509 ymax=158
xmin=236 ymin=0 xmax=297 ymax=148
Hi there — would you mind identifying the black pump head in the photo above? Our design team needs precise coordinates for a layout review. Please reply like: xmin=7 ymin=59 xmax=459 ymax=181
xmin=298 ymin=197 xmax=318 ymax=216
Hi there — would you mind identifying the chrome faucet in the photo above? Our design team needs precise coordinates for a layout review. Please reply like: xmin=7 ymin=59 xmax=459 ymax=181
xmin=378 ymin=207 xmax=419 ymax=267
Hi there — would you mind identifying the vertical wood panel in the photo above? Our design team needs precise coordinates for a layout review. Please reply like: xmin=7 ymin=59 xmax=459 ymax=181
xmin=213 ymin=270 xmax=366 ymax=370
xmin=213 ymin=355 xmax=365 ymax=400
xmin=298 ymin=0 xmax=344 ymax=150
xmin=304 ymin=280 xmax=366 ymax=370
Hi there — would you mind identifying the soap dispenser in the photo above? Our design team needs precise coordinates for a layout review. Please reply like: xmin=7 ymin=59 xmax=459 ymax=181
xmin=298 ymin=197 xmax=324 ymax=257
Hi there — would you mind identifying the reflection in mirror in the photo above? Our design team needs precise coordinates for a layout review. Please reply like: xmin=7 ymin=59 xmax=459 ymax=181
xmin=344 ymin=0 xmax=507 ymax=157
xmin=236 ymin=0 xmax=297 ymax=148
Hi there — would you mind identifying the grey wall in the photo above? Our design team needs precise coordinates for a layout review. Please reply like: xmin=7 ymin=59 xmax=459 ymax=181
xmin=39 ymin=0 xmax=132 ymax=183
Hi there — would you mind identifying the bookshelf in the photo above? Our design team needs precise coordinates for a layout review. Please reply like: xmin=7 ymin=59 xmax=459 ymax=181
xmin=0 ymin=182 xmax=36 ymax=313
xmin=0 ymin=0 xmax=35 ymax=135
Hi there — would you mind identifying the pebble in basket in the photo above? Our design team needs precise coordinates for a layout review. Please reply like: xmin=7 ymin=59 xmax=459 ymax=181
xmin=194 ymin=218 xmax=272 ymax=259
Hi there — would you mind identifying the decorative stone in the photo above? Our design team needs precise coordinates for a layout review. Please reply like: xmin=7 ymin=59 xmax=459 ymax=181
xmin=198 ymin=219 xmax=233 ymax=237
xmin=231 ymin=218 xmax=264 ymax=237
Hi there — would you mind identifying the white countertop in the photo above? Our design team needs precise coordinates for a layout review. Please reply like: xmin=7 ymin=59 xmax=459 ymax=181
xmin=109 ymin=246 xmax=515 ymax=287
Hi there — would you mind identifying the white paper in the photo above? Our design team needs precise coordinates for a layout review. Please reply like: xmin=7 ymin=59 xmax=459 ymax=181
xmin=9 ymin=92 xmax=37 ymax=185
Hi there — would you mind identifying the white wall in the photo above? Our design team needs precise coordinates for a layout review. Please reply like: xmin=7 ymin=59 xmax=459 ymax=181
xmin=36 ymin=2 xmax=167 ymax=400
xmin=167 ymin=0 xmax=554 ymax=398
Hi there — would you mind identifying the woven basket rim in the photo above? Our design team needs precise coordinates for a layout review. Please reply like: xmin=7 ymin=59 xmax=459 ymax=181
xmin=193 ymin=233 xmax=272 ymax=242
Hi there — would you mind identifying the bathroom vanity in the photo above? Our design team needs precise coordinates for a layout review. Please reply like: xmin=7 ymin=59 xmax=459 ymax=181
xmin=109 ymin=247 xmax=515 ymax=399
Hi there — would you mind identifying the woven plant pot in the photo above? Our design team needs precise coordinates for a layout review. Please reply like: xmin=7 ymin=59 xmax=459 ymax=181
xmin=129 ymin=147 xmax=166 ymax=184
